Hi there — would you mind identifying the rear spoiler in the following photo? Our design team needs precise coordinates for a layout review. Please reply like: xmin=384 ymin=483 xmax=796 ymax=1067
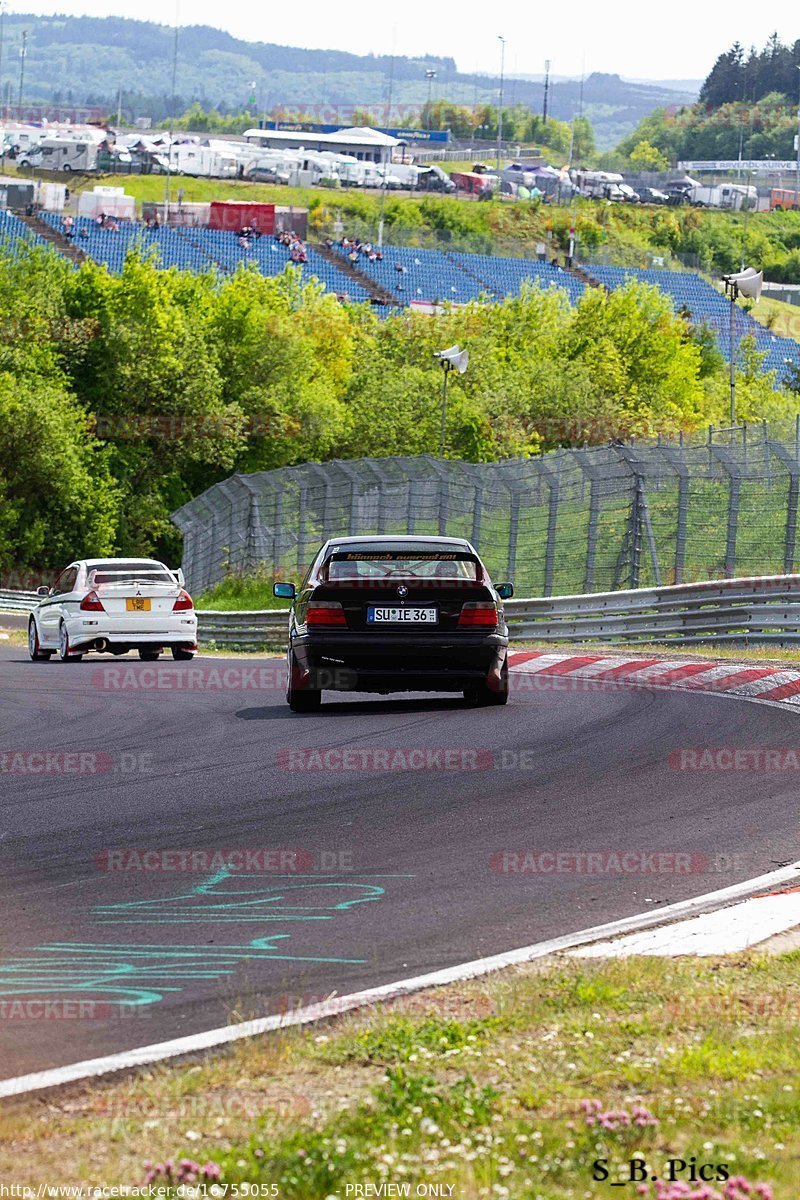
xmin=321 ymin=550 xmax=485 ymax=585
xmin=86 ymin=567 xmax=184 ymax=588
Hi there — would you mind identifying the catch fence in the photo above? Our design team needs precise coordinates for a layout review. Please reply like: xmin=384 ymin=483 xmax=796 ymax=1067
xmin=172 ymin=421 xmax=800 ymax=597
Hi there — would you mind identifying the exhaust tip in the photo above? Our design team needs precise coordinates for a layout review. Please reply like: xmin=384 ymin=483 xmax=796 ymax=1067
xmin=95 ymin=638 xmax=109 ymax=652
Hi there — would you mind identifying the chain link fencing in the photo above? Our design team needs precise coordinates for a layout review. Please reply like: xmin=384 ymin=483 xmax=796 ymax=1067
xmin=171 ymin=420 xmax=800 ymax=598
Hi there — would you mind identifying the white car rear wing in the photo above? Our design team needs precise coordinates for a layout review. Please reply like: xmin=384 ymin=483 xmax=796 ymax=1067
xmin=87 ymin=567 xmax=182 ymax=590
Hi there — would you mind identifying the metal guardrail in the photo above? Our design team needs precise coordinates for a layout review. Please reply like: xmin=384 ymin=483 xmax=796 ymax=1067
xmin=503 ymin=573 xmax=800 ymax=646
xmin=197 ymin=610 xmax=288 ymax=648
xmin=0 ymin=589 xmax=38 ymax=613
xmin=6 ymin=574 xmax=800 ymax=649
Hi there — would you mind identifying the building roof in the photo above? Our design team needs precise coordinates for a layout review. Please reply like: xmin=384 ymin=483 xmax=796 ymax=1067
xmin=243 ymin=126 xmax=401 ymax=148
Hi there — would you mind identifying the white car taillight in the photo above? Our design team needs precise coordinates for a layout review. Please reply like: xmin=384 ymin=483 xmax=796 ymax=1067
xmin=79 ymin=590 xmax=105 ymax=612
xmin=173 ymin=589 xmax=194 ymax=611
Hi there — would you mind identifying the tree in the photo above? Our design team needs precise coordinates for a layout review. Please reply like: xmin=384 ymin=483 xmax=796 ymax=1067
xmin=628 ymin=139 xmax=670 ymax=171
xmin=571 ymin=116 xmax=596 ymax=162
xmin=0 ymin=374 xmax=118 ymax=570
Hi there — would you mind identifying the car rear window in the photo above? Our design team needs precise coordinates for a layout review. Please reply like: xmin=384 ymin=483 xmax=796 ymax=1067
xmin=326 ymin=553 xmax=479 ymax=581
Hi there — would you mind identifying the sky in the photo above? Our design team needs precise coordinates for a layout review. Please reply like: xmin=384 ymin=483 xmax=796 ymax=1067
xmin=11 ymin=0 xmax=800 ymax=80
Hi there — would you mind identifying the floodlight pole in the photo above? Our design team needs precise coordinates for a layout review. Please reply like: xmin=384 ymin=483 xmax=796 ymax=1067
xmin=164 ymin=12 xmax=179 ymax=224
xmin=0 ymin=3 xmax=6 ymax=122
xmin=796 ymin=66 xmax=800 ymax=211
xmin=439 ymin=359 xmax=451 ymax=459
xmin=17 ymin=30 xmax=26 ymax=110
xmin=729 ymin=286 xmax=736 ymax=426
xmin=497 ymin=36 xmax=505 ymax=173
xmin=725 ymin=278 xmax=739 ymax=427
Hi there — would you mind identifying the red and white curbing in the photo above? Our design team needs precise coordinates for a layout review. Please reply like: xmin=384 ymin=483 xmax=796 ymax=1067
xmin=508 ymin=647 xmax=800 ymax=958
xmin=508 ymin=649 xmax=800 ymax=706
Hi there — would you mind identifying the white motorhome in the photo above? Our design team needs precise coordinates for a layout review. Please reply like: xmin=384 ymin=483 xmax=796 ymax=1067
xmin=18 ymin=138 xmax=100 ymax=172
xmin=572 ymin=169 xmax=625 ymax=199
xmin=1 ymin=126 xmax=45 ymax=157
xmin=169 ymin=141 xmax=239 ymax=179
xmin=688 ymin=184 xmax=757 ymax=211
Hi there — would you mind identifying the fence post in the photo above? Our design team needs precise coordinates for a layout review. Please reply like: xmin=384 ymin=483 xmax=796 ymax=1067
xmin=708 ymin=445 xmax=742 ymax=579
xmin=575 ymin=450 xmax=603 ymax=593
xmin=506 ymin=483 xmax=522 ymax=584
xmin=765 ymin=440 xmax=800 ymax=574
xmin=538 ymin=459 xmax=560 ymax=597
xmin=656 ymin=444 xmax=690 ymax=585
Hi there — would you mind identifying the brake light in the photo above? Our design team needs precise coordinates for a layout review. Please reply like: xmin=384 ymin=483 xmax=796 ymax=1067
xmin=458 ymin=602 xmax=498 ymax=628
xmin=80 ymin=590 xmax=105 ymax=612
xmin=173 ymin=589 xmax=194 ymax=611
xmin=306 ymin=601 xmax=347 ymax=627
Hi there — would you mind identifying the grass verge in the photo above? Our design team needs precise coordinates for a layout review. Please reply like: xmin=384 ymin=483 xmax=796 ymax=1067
xmin=0 ymin=954 xmax=795 ymax=1196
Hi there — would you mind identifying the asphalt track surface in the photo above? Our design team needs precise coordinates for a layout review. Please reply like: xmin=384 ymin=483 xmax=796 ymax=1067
xmin=1 ymin=643 xmax=799 ymax=1080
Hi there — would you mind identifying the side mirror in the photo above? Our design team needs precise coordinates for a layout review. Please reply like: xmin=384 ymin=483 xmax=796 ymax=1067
xmin=496 ymin=583 xmax=514 ymax=600
xmin=36 ymin=585 xmax=50 ymax=597
xmin=273 ymin=582 xmax=296 ymax=600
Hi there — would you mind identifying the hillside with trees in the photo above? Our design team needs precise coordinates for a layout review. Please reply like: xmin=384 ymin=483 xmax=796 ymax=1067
xmin=700 ymin=35 xmax=800 ymax=107
xmin=617 ymin=35 xmax=800 ymax=171
xmin=0 ymin=14 xmax=694 ymax=147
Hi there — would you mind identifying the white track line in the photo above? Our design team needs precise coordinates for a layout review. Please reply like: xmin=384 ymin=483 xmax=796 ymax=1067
xmin=1 ymin=857 xmax=799 ymax=1098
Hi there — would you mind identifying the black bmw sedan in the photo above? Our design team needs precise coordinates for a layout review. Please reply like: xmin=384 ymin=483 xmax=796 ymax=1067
xmin=274 ymin=536 xmax=513 ymax=712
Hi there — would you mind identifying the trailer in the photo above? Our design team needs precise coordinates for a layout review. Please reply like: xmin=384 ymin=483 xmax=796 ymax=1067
xmin=688 ymin=183 xmax=757 ymax=210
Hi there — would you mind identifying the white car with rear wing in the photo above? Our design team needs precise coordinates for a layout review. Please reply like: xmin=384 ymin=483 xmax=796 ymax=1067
xmin=28 ymin=558 xmax=198 ymax=662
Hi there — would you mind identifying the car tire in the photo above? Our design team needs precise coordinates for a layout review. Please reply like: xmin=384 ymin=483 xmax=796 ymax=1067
xmin=139 ymin=649 xmax=160 ymax=661
xmin=28 ymin=619 xmax=52 ymax=661
xmin=287 ymin=653 xmax=321 ymax=712
xmin=171 ymin=647 xmax=195 ymax=661
xmin=288 ymin=687 xmax=322 ymax=712
xmin=58 ymin=622 xmax=82 ymax=663
xmin=464 ymin=656 xmax=509 ymax=707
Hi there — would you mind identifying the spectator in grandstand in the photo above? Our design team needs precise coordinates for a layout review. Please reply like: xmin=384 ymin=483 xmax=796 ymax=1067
xmin=62 ymin=215 xmax=74 ymax=238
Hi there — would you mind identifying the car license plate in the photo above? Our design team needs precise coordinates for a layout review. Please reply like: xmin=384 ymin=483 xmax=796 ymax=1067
xmin=126 ymin=597 xmax=151 ymax=611
xmin=367 ymin=606 xmax=438 ymax=625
